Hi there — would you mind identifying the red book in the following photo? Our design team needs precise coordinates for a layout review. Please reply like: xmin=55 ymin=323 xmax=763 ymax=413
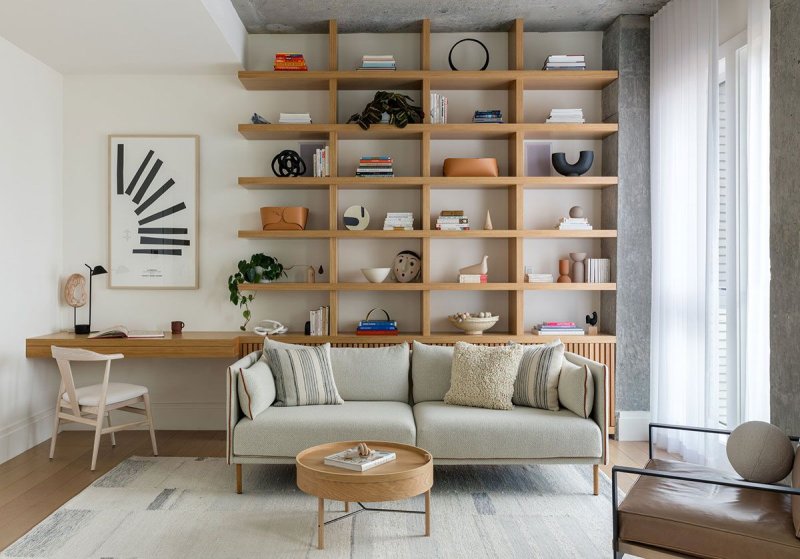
xmin=356 ymin=330 xmax=399 ymax=336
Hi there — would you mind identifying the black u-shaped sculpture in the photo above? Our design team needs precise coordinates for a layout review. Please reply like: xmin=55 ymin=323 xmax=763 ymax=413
xmin=552 ymin=151 xmax=594 ymax=176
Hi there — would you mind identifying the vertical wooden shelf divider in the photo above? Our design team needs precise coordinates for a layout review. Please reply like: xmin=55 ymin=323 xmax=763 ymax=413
xmin=328 ymin=21 xmax=339 ymax=335
xmin=509 ymin=18 xmax=524 ymax=71
xmin=420 ymin=20 xmax=432 ymax=336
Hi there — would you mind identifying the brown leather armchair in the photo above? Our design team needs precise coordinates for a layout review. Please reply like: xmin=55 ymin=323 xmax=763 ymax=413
xmin=612 ymin=423 xmax=800 ymax=559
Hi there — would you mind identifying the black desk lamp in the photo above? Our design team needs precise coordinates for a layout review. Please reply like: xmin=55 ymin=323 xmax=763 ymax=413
xmin=74 ymin=264 xmax=108 ymax=334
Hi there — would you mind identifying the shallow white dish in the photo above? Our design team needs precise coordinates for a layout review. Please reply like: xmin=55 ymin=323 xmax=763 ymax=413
xmin=361 ymin=267 xmax=391 ymax=283
xmin=448 ymin=315 xmax=500 ymax=335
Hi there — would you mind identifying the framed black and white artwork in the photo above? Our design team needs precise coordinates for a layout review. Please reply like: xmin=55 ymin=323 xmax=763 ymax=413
xmin=108 ymin=135 xmax=199 ymax=289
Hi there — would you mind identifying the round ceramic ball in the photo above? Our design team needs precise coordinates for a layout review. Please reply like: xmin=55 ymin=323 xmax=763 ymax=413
xmin=726 ymin=421 xmax=795 ymax=483
xmin=569 ymin=206 xmax=584 ymax=219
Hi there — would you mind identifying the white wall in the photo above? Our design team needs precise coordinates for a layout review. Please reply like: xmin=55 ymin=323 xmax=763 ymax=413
xmin=0 ymin=35 xmax=63 ymax=463
xmin=55 ymin=30 xmax=604 ymax=432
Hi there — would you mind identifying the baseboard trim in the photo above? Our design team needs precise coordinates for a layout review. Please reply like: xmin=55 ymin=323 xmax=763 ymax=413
xmin=0 ymin=408 xmax=55 ymax=465
xmin=615 ymin=410 xmax=651 ymax=441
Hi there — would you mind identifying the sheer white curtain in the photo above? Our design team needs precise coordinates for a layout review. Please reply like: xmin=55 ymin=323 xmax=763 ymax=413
xmin=650 ymin=0 xmax=720 ymax=462
xmin=741 ymin=0 xmax=770 ymax=422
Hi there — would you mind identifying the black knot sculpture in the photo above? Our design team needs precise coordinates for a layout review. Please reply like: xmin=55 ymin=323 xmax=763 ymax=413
xmin=271 ymin=150 xmax=306 ymax=177
xmin=552 ymin=151 xmax=594 ymax=177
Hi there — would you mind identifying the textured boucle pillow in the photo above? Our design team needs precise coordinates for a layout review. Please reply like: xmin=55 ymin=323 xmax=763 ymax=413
xmin=726 ymin=421 xmax=794 ymax=484
xmin=443 ymin=341 xmax=524 ymax=410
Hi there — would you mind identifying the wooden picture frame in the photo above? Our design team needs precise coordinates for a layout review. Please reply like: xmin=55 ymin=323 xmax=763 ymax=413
xmin=108 ymin=135 xmax=199 ymax=289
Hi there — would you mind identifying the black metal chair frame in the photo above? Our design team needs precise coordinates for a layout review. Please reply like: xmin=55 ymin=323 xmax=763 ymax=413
xmin=612 ymin=422 xmax=800 ymax=559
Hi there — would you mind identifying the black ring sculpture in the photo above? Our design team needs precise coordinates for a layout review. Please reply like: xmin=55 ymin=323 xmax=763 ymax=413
xmin=552 ymin=151 xmax=594 ymax=176
xmin=271 ymin=150 xmax=306 ymax=177
xmin=448 ymin=38 xmax=490 ymax=71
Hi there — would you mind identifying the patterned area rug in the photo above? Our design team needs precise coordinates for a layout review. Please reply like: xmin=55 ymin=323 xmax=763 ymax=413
xmin=2 ymin=457 xmax=616 ymax=558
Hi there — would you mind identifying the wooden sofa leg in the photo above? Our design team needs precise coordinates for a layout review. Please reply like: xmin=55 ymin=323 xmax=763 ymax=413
xmin=593 ymin=464 xmax=599 ymax=496
xmin=236 ymin=464 xmax=243 ymax=494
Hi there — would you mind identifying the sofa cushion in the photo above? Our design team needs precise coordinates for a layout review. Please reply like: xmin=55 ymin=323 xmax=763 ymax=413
xmin=330 ymin=343 xmax=409 ymax=402
xmin=413 ymin=401 xmax=601 ymax=460
xmin=619 ymin=458 xmax=800 ymax=558
xmin=558 ymin=360 xmax=594 ymax=419
xmin=512 ymin=341 xmax=565 ymax=411
xmin=237 ymin=360 xmax=275 ymax=419
xmin=233 ymin=401 xmax=416 ymax=457
xmin=444 ymin=341 xmax=523 ymax=410
xmin=261 ymin=343 xmax=343 ymax=406
xmin=411 ymin=341 xmax=453 ymax=403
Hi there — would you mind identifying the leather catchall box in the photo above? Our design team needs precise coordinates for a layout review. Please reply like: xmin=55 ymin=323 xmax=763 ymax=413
xmin=442 ymin=157 xmax=499 ymax=177
xmin=260 ymin=206 xmax=309 ymax=230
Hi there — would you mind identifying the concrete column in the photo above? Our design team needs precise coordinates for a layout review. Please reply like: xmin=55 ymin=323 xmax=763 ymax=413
xmin=770 ymin=0 xmax=800 ymax=433
xmin=601 ymin=15 xmax=651 ymax=413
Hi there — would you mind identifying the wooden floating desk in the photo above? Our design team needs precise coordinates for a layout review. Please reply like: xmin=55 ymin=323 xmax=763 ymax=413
xmin=25 ymin=332 xmax=242 ymax=359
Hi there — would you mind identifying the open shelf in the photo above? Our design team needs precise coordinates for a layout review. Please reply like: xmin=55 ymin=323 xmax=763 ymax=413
xmin=523 ymin=283 xmax=616 ymax=291
xmin=237 ymin=282 xmax=615 ymax=291
xmin=238 ymin=123 xmax=618 ymax=141
xmin=238 ymin=229 xmax=616 ymax=239
xmin=238 ymin=70 xmax=619 ymax=91
xmin=239 ymin=332 xmax=617 ymax=344
xmin=238 ymin=176 xmax=619 ymax=189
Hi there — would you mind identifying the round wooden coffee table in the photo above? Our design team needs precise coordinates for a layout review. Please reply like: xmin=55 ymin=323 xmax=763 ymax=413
xmin=296 ymin=441 xmax=433 ymax=549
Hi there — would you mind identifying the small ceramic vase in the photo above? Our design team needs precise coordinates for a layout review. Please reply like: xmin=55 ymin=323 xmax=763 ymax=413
xmin=557 ymin=259 xmax=572 ymax=283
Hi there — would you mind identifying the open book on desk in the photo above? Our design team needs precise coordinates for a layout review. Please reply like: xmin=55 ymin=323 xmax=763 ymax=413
xmin=88 ymin=326 xmax=164 ymax=339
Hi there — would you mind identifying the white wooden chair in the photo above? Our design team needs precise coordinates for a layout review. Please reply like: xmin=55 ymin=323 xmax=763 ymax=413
xmin=50 ymin=346 xmax=158 ymax=470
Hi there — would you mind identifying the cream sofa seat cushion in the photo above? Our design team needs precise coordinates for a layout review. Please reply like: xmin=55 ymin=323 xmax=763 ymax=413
xmin=414 ymin=401 xmax=601 ymax=460
xmin=330 ymin=343 xmax=409 ymax=402
xmin=62 ymin=382 xmax=147 ymax=406
xmin=234 ymin=401 xmax=416 ymax=457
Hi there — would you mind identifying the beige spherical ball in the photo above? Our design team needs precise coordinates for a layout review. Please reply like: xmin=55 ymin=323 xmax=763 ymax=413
xmin=726 ymin=421 xmax=795 ymax=483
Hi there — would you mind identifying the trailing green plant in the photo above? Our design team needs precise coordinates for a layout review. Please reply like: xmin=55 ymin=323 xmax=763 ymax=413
xmin=347 ymin=91 xmax=424 ymax=130
xmin=227 ymin=253 xmax=286 ymax=331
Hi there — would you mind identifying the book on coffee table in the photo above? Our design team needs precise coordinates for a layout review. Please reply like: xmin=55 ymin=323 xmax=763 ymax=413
xmin=324 ymin=447 xmax=397 ymax=471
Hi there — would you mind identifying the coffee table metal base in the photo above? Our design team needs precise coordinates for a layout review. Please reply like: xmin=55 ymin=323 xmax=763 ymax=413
xmin=317 ymin=491 xmax=431 ymax=549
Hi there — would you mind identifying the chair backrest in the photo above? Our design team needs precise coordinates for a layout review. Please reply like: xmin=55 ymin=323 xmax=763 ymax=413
xmin=50 ymin=346 xmax=124 ymax=415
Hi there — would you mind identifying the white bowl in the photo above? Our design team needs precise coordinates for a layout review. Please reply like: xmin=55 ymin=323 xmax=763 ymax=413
xmin=448 ymin=315 xmax=500 ymax=335
xmin=361 ymin=267 xmax=391 ymax=283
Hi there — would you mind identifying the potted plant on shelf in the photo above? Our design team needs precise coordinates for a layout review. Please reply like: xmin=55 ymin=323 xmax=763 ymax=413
xmin=227 ymin=253 xmax=286 ymax=331
xmin=347 ymin=91 xmax=424 ymax=130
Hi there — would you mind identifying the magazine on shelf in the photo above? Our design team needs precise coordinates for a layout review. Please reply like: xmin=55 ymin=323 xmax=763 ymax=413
xmin=324 ymin=447 xmax=397 ymax=471
xmin=88 ymin=326 xmax=164 ymax=339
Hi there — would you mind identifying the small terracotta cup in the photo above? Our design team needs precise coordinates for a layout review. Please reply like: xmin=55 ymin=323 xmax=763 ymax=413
xmin=171 ymin=321 xmax=185 ymax=334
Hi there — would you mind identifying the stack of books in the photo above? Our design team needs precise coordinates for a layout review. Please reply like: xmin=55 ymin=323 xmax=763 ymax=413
xmin=459 ymin=274 xmax=487 ymax=284
xmin=430 ymin=93 xmax=448 ymax=124
xmin=436 ymin=210 xmax=470 ymax=231
xmin=278 ymin=113 xmax=312 ymax=124
xmin=274 ymin=53 xmax=308 ymax=71
xmin=324 ymin=446 xmax=397 ymax=471
xmin=312 ymin=145 xmax=330 ymax=177
xmin=309 ymin=306 xmax=330 ymax=336
xmin=472 ymin=109 xmax=503 ymax=123
xmin=356 ymin=155 xmax=393 ymax=177
xmin=542 ymin=55 xmax=586 ymax=71
xmin=383 ymin=212 xmax=414 ymax=230
xmin=527 ymin=273 xmax=554 ymax=283
xmin=546 ymin=109 xmax=585 ymax=123
xmin=356 ymin=318 xmax=398 ymax=336
xmin=586 ymin=258 xmax=611 ymax=283
xmin=534 ymin=321 xmax=586 ymax=336
xmin=556 ymin=216 xmax=592 ymax=231
xmin=358 ymin=55 xmax=396 ymax=71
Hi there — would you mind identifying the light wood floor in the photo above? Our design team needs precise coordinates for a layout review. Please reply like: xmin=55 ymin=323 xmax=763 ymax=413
xmin=0 ymin=431 xmax=651 ymax=552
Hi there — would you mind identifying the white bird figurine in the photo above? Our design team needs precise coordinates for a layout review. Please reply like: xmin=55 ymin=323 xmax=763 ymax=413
xmin=459 ymin=255 xmax=489 ymax=275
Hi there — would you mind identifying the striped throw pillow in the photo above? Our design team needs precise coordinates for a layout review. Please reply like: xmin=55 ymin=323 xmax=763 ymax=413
xmin=512 ymin=341 xmax=565 ymax=410
xmin=261 ymin=343 xmax=343 ymax=406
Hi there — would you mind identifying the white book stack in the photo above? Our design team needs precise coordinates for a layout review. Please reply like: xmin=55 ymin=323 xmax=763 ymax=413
xmin=279 ymin=112 xmax=312 ymax=124
xmin=527 ymin=273 xmax=554 ymax=283
xmin=383 ymin=212 xmax=414 ymax=230
xmin=430 ymin=92 xmax=448 ymax=124
xmin=557 ymin=217 xmax=593 ymax=230
xmin=542 ymin=54 xmax=586 ymax=70
xmin=586 ymin=258 xmax=611 ymax=283
xmin=309 ymin=306 xmax=330 ymax=336
xmin=312 ymin=145 xmax=330 ymax=177
xmin=546 ymin=108 xmax=585 ymax=123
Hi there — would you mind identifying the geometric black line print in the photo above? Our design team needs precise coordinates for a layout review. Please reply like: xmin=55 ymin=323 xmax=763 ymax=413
xmin=132 ymin=159 xmax=163 ymax=204
xmin=132 ymin=248 xmax=183 ymax=256
xmin=139 ymin=236 xmax=191 ymax=246
xmin=125 ymin=150 xmax=154 ymax=195
xmin=135 ymin=178 xmax=174 ymax=216
xmin=138 ymin=202 xmax=186 ymax=225
xmin=137 ymin=227 xmax=188 ymax=234
xmin=116 ymin=144 xmax=124 ymax=195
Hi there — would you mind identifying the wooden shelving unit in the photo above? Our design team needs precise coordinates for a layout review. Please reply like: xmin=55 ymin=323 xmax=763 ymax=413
xmin=234 ymin=18 xmax=618 ymax=350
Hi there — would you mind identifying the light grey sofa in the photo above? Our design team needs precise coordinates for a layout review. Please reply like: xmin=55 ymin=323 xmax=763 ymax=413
xmin=226 ymin=342 xmax=608 ymax=494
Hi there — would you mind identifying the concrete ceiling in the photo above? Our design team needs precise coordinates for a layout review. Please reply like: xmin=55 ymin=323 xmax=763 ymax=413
xmin=0 ymin=0 xmax=246 ymax=74
xmin=231 ymin=0 xmax=670 ymax=33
